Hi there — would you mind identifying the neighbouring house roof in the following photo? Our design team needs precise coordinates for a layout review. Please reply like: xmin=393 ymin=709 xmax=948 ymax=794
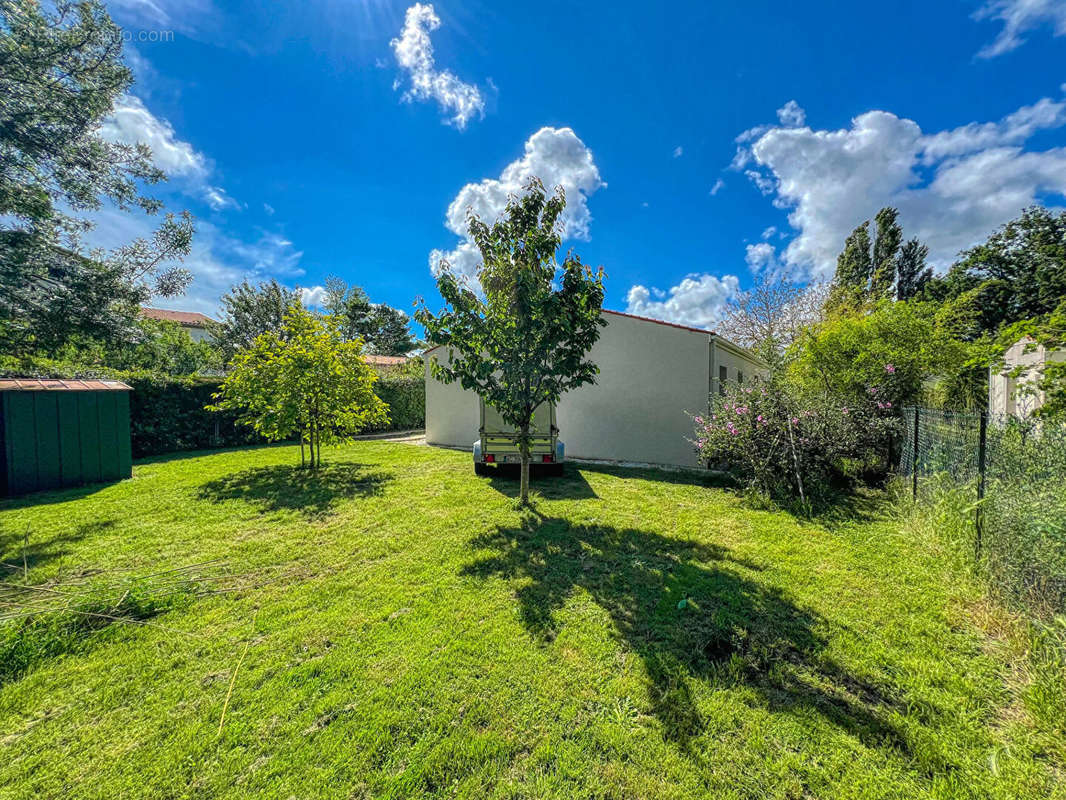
xmin=141 ymin=308 xmax=218 ymax=327
xmin=364 ymin=354 xmax=409 ymax=366
xmin=423 ymin=308 xmax=719 ymax=355
xmin=0 ymin=379 xmax=132 ymax=392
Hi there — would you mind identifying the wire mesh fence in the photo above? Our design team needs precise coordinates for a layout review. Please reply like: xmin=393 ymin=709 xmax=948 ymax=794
xmin=901 ymin=407 xmax=1066 ymax=616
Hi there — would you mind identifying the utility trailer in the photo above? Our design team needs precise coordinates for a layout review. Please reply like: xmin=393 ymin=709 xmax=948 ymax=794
xmin=473 ymin=399 xmax=565 ymax=477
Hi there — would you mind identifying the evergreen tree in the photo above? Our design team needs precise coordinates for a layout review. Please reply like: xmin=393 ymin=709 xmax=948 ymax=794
xmin=827 ymin=222 xmax=872 ymax=311
xmin=870 ymin=207 xmax=902 ymax=300
xmin=895 ymin=238 xmax=931 ymax=301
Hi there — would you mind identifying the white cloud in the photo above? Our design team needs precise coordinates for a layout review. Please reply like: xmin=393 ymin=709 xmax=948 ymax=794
xmin=625 ymin=274 xmax=740 ymax=330
xmin=100 ymin=94 xmax=205 ymax=177
xmin=431 ymin=126 xmax=605 ymax=284
xmin=738 ymin=92 xmax=1066 ymax=278
xmin=710 ymin=179 xmax=725 ymax=196
xmin=761 ymin=226 xmax=777 ymax=239
xmin=100 ymin=94 xmax=243 ymax=211
xmin=776 ymin=100 xmax=806 ymax=127
xmin=974 ymin=0 xmax=1066 ymax=57
xmin=300 ymin=286 xmax=327 ymax=307
xmin=390 ymin=3 xmax=485 ymax=129
xmin=673 ymin=145 xmax=684 ymax=158
xmin=204 ymin=186 xmax=240 ymax=211
xmin=745 ymin=242 xmax=778 ymax=274
xmin=263 ymin=203 xmax=275 ymax=216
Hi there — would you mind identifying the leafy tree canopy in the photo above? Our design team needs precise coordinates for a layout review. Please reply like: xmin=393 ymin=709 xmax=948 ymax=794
xmin=209 ymin=306 xmax=389 ymax=469
xmin=211 ymin=279 xmax=300 ymax=363
xmin=323 ymin=276 xmax=419 ymax=356
xmin=0 ymin=0 xmax=195 ymax=355
xmin=416 ymin=177 xmax=606 ymax=504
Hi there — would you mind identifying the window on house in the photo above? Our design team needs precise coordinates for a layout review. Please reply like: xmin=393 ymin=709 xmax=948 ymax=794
xmin=719 ymin=365 xmax=728 ymax=395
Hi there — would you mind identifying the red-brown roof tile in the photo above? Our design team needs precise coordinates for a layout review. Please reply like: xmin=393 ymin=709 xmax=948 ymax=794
xmin=141 ymin=308 xmax=217 ymax=327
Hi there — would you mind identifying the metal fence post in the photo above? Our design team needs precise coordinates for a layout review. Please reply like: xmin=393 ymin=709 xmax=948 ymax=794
xmin=911 ymin=407 xmax=920 ymax=500
xmin=975 ymin=411 xmax=988 ymax=560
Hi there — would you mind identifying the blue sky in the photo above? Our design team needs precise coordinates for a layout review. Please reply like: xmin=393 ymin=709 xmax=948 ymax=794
xmin=97 ymin=0 xmax=1066 ymax=328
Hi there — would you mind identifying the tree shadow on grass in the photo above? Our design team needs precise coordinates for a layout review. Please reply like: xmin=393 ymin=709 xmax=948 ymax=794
xmin=0 ymin=521 xmax=112 ymax=576
xmin=196 ymin=462 xmax=391 ymax=518
xmin=485 ymin=465 xmax=599 ymax=500
xmin=462 ymin=513 xmax=913 ymax=759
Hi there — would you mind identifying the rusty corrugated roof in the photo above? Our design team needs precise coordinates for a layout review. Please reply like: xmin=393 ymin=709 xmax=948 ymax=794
xmin=0 ymin=379 xmax=132 ymax=392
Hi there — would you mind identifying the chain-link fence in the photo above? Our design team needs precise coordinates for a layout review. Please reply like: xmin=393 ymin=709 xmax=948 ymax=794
xmin=901 ymin=407 xmax=1066 ymax=616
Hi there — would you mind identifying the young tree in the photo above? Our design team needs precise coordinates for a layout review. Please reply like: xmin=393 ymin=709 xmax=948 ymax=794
xmin=211 ymin=279 xmax=301 ymax=362
xmin=209 ymin=306 xmax=389 ymax=469
xmin=416 ymin=177 xmax=606 ymax=504
xmin=0 ymin=0 xmax=194 ymax=354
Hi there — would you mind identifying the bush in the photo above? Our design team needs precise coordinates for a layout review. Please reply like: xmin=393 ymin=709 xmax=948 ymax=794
xmin=367 ymin=375 xmax=425 ymax=432
xmin=694 ymin=379 xmax=899 ymax=505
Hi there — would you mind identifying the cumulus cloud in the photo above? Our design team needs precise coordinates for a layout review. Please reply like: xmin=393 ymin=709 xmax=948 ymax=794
xmin=745 ymin=242 xmax=778 ymax=273
xmin=974 ymin=0 xmax=1066 ymax=57
xmin=390 ymin=3 xmax=485 ymax=129
xmin=776 ymin=100 xmax=806 ymax=127
xmin=736 ymin=91 xmax=1066 ymax=278
xmin=300 ymin=286 xmax=327 ymax=307
xmin=430 ymin=126 xmax=605 ymax=285
xmin=710 ymin=178 xmax=725 ymax=196
xmin=625 ymin=274 xmax=740 ymax=331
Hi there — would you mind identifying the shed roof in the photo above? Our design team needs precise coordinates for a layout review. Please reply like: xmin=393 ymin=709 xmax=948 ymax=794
xmin=0 ymin=379 xmax=132 ymax=392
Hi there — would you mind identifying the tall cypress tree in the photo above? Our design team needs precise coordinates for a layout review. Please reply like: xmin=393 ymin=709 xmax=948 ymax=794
xmin=870 ymin=207 xmax=902 ymax=300
xmin=827 ymin=222 xmax=872 ymax=311
xmin=895 ymin=238 xmax=931 ymax=301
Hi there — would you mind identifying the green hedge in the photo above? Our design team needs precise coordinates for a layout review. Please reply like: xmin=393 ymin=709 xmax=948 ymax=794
xmin=1 ymin=358 xmax=425 ymax=458
xmin=368 ymin=375 xmax=426 ymax=432
xmin=125 ymin=375 xmax=262 ymax=458
xmin=126 ymin=374 xmax=424 ymax=458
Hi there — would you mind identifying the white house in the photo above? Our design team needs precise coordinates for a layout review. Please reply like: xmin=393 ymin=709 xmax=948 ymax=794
xmin=989 ymin=336 xmax=1066 ymax=418
xmin=140 ymin=308 xmax=218 ymax=343
xmin=424 ymin=309 xmax=766 ymax=468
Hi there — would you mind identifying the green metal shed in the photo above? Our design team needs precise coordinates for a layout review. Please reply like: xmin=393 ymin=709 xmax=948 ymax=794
xmin=0 ymin=379 xmax=133 ymax=497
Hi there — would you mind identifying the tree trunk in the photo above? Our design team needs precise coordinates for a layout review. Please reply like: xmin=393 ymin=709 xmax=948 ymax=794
xmin=519 ymin=423 xmax=530 ymax=505
xmin=300 ymin=427 xmax=306 ymax=468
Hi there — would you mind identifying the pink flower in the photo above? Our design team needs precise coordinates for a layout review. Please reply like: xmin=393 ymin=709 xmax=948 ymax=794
xmin=757 ymin=415 xmax=764 ymax=422
xmin=791 ymin=417 xmax=799 ymax=425
xmin=884 ymin=364 xmax=896 ymax=374
xmin=694 ymin=415 xmax=705 ymax=425
xmin=842 ymin=407 xmax=849 ymax=414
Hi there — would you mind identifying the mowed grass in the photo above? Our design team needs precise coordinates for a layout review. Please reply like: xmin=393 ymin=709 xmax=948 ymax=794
xmin=0 ymin=441 xmax=1062 ymax=799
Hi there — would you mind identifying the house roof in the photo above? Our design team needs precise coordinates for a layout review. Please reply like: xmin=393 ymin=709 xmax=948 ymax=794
xmin=0 ymin=379 xmax=132 ymax=392
xmin=141 ymin=308 xmax=218 ymax=327
xmin=423 ymin=308 xmax=717 ymax=354
xmin=364 ymin=354 xmax=409 ymax=366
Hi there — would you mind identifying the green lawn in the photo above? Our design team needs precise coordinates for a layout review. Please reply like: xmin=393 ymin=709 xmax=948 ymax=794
xmin=0 ymin=441 xmax=1061 ymax=799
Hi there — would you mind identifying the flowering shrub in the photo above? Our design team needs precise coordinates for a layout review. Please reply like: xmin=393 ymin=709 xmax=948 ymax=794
xmin=694 ymin=376 xmax=901 ymax=504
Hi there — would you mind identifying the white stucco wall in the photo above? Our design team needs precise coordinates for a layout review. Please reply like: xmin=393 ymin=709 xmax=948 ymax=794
xmin=186 ymin=325 xmax=213 ymax=343
xmin=990 ymin=337 xmax=1066 ymax=417
xmin=424 ymin=311 xmax=765 ymax=468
